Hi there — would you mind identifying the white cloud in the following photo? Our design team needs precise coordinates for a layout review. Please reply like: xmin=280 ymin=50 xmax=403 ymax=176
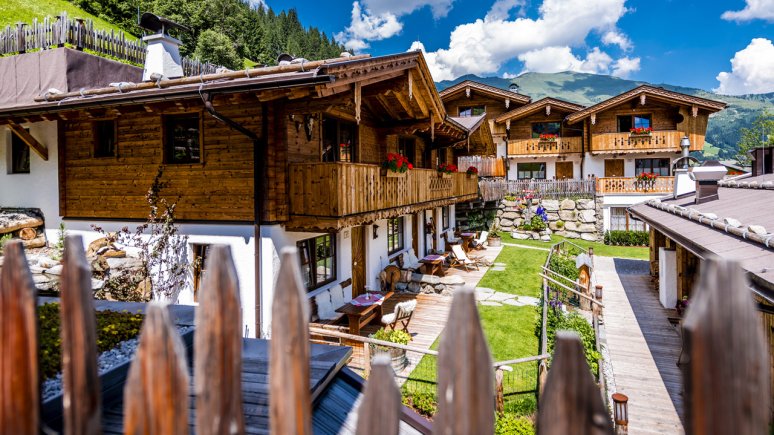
xmin=335 ymin=2 xmax=403 ymax=51
xmin=601 ymin=30 xmax=632 ymax=51
xmin=363 ymin=0 xmax=455 ymax=19
xmin=611 ymin=56 xmax=640 ymax=78
xmin=412 ymin=0 xmax=638 ymax=81
xmin=721 ymin=0 xmax=774 ymax=22
xmin=486 ymin=0 xmax=527 ymax=21
xmin=501 ymin=72 xmax=519 ymax=79
xmin=715 ymin=38 xmax=774 ymax=95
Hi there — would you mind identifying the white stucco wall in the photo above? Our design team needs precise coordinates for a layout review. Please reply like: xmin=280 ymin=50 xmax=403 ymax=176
xmin=583 ymin=152 xmax=678 ymax=178
xmin=506 ymin=157 xmax=582 ymax=180
xmin=0 ymin=121 xmax=62 ymax=239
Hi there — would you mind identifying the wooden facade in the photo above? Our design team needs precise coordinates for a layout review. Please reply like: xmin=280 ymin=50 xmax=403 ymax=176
xmin=439 ymin=80 xmax=530 ymax=140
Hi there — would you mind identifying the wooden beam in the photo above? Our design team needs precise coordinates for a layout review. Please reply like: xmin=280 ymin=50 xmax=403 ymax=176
xmin=390 ymin=90 xmax=416 ymax=118
xmin=8 ymin=121 xmax=48 ymax=161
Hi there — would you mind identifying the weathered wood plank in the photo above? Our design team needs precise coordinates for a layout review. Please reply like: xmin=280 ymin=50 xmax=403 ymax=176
xmin=355 ymin=354 xmax=400 ymax=435
xmin=194 ymin=245 xmax=245 ymax=435
xmin=270 ymin=248 xmax=312 ymax=435
xmin=123 ymin=303 xmax=189 ymax=435
xmin=683 ymin=258 xmax=770 ymax=434
xmin=60 ymin=236 xmax=101 ymax=435
xmin=0 ymin=241 xmax=39 ymax=435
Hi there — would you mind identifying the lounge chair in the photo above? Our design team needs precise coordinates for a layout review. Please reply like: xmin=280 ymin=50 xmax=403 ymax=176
xmin=450 ymin=244 xmax=480 ymax=272
xmin=381 ymin=299 xmax=417 ymax=332
xmin=471 ymin=231 xmax=489 ymax=249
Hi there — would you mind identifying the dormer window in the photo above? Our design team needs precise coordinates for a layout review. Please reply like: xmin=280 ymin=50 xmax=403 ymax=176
xmin=459 ymin=106 xmax=485 ymax=117
xmin=617 ymin=114 xmax=651 ymax=133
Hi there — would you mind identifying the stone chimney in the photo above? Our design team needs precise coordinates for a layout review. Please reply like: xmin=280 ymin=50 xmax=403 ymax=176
xmin=689 ymin=161 xmax=727 ymax=204
xmin=139 ymin=13 xmax=188 ymax=81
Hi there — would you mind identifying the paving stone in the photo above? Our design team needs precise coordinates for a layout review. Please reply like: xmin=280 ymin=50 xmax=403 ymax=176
xmin=474 ymin=292 xmax=491 ymax=301
xmin=502 ymin=299 xmax=527 ymax=306
xmin=479 ymin=301 xmax=503 ymax=306
xmin=488 ymin=292 xmax=517 ymax=301
xmin=490 ymin=266 xmax=506 ymax=272
xmin=475 ymin=287 xmax=496 ymax=294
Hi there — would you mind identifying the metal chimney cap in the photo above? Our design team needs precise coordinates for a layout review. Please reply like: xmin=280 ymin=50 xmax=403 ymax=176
xmin=680 ymin=136 xmax=690 ymax=148
xmin=689 ymin=160 xmax=727 ymax=181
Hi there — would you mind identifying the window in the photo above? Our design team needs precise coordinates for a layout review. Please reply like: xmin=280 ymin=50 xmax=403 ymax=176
xmin=531 ymin=122 xmax=561 ymax=138
xmin=617 ymin=114 xmax=651 ymax=132
xmin=322 ymin=117 xmax=357 ymax=162
xmin=438 ymin=147 xmax=447 ymax=166
xmin=165 ymin=114 xmax=201 ymax=164
xmin=10 ymin=129 xmax=30 ymax=174
xmin=458 ymin=106 xmax=485 ymax=117
xmin=517 ymin=162 xmax=546 ymax=180
xmin=610 ymin=207 xmax=647 ymax=232
xmin=297 ymin=234 xmax=336 ymax=291
xmin=191 ymin=244 xmax=211 ymax=302
xmin=93 ymin=120 xmax=117 ymax=158
xmin=635 ymin=158 xmax=670 ymax=176
xmin=398 ymin=137 xmax=416 ymax=163
xmin=387 ymin=217 xmax=404 ymax=255
xmin=442 ymin=206 xmax=450 ymax=230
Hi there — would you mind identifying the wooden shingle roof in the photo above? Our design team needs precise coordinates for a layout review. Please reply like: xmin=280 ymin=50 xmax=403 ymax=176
xmin=566 ymin=85 xmax=727 ymax=124
xmin=439 ymin=80 xmax=531 ymax=104
xmin=494 ymin=97 xmax=585 ymax=124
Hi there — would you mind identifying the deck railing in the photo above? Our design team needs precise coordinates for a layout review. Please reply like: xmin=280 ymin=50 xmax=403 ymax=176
xmin=478 ymin=178 xmax=596 ymax=202
xmin=288 ymin=163 xmax=479 ymax=217
xmin=590 ymin=130 xmax=692 ymax=153
xmin=456 ymin=156 xmax=506 ymax=177
xmin=507 ymin=136 xmax=583 ymax=157
xmin=596 ymin=176 xmax=675 ymax=195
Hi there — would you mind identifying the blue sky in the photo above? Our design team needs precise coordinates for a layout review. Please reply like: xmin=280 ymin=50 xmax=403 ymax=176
xmin=269 ymin=0 xmax=773 ymax=94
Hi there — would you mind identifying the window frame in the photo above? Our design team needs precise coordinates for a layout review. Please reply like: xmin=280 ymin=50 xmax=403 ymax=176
xmin=297 ymin=234 xmax=337 ymax=291
xmin=516 ymin=162 xmax=547 ymax=180
xmin=458 ymin=106 xmax=485 ymax=117
xmin=531 ymin=121 xmax=562 ymax=138
xmin=635 ymin=158 xmax=671 ymax=176
xmin=9 ymin=128 xmax=31 ymax=174
xmin=322 ymin=116 xmax=358 ymax=163
xmin=610 ymin=207 xmax=648 ymax=232
xmin=442 ymin=206 xmax=450 ymax=230
xmin=617 ymin=114 xmax=652 ymax=133
xmin=93 ymin=119 xmax=118 ymax=158
xmin=163 ymin=112 xmax=203 ymax=165
xmin=398 ymin=137 xmax=416 ymax=164
xmin=387 ymin=217 xmax=405 ymax=255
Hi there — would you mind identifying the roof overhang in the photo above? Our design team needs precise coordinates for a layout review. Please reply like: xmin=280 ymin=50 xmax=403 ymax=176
xmin=439 ymin=80 xmax=531 ymax=105
xmin=495 ymin=97 xmax=585 ymax=124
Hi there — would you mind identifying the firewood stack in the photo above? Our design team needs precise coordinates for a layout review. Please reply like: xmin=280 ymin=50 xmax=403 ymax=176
xmin=0 ymin=208 xmax=46 ymax=249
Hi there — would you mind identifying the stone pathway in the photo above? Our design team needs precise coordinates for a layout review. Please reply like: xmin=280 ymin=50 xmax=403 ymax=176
xmin=474 ymin=286 xmax=541 ymax=307
xmin=501 ymin=242 xmax=551 ymax=252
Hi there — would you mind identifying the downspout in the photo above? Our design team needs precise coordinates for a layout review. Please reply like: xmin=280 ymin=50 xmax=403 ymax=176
xmin=201 ymin=92 xmax=264 ymax=337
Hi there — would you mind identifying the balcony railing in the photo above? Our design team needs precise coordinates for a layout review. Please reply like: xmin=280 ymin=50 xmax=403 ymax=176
xmin=590 ymin=130 xmax=697 ymax=153
xmin=596 ymin=176 xmax=675 ymax=195
xmin=507 ymin=137 xmax=582 ymax=157
xmin=288 ymin=163 xmax=479 ymax=217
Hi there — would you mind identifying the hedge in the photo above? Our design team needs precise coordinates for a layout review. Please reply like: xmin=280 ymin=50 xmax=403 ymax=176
xmin=604 ymin=230 xmax=649 ymax=246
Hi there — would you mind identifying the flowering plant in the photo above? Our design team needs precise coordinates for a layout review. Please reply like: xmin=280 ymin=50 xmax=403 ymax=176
xmin=536 ymin=205 xmax=549 ymax=223
xmin=437 ymin=162 xmax=458 ymax=174
xmin=466 ymin=166 xmax=479 ymax=175
xmin=636 ymin=172 xmax=658 ymax=182
xmin=539 ymin=133 xmax=558 ymax=141
xmin=630 ymin=127 xmax=653 ymax=135
xmin=382 ymin=153 xmax=413 ymax=173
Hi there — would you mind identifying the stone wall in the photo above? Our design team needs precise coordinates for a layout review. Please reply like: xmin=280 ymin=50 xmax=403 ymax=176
xmin=495 ymin=197 xmax=601 ymax=241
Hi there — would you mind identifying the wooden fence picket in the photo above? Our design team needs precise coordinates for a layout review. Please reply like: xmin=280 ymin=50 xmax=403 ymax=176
xmin=434 ymin=288 xmax=494 ymax=435
xmin=123 ymin=303 xmax=190 ymax=435
xmin=270 ymin=248 xmax=312 ymax=435
xmin=0 ymin=241 xmax=39 ymax=435
xmin=682 ymin=257 xmax=770 ymax=434
xmin=194 ymin=245 xmax=245 ymax=435
xmin=355 ymin=354 xmax=401 ymax=435
xmin=537 ymin=331 xmax=612 ymax=435
xmin=60 ymin=236 xmax=101 ymax=435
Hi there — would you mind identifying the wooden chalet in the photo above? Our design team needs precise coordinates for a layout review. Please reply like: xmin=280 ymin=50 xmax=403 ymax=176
xmin=0 ymin=49 xmax=483 ymax=338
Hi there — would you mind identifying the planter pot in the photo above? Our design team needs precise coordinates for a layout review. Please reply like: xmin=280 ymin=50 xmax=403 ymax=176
xmin=438 ymin=173 xmax=452 ymax=178
xmin=381 ymin=168 xmax=407 ymax=178
xmin=630 ymin=133 xmax=652 ymax=138
xmin=371 ymin=344 xmax=409 ymax=372
xmin=466 ymin=173 xmax=477 ymax=179
xmin=487 ymin=236 xmax=502 ymax=247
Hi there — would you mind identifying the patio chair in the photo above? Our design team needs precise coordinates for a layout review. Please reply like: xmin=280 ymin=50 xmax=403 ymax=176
xmin=381 ymin=299 xmax=417 ymax=332
xmin=315 ymin=291 xmax=338 ymax=321
xmin=329 ymin=284 xmax=346 ymax=310
xmin=400 ymin=250 xmax=422 ymax=271
xmin=450 ymin=244 xmax=480 ymax=272
xmin=471 ymin=231 xmax=489 ymax=249
xmin=444 ymin=229 xmax=461 ymax=247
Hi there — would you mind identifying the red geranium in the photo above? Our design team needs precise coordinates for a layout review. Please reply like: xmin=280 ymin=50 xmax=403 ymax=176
xmin=382 ymin=153 xmax=412 ymax=173
xmin=466 ymin=166 xmax=479 ymax=175
xmin=539 ymin=133 xmax=558 ymax=141
xmin=630 ymin=127 xmax=653 ymax=135
xmin=437 ymin=162 xmax=458 ymax=174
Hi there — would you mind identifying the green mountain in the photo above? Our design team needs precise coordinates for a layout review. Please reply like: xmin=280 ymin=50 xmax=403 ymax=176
xmin=437 ymin=72 xmax=774 ymax=160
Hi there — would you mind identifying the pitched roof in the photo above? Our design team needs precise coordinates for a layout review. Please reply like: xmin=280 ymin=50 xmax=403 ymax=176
xmin=438 ymin=80 xmax=531 ymax=104
xmin=494 ymin=97 xmax=585 ymax=124
xmin=566 ymin=85 xmax=727 ymax=124
xmin=449 ymin=113 xmax=487 ymax=131
xmin=449 ymin=114 xmax=496 ymax=155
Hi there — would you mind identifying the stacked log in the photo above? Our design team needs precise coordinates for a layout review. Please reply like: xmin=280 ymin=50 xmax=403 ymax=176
xmin=0 ymin=208 xmax=46 ymax=249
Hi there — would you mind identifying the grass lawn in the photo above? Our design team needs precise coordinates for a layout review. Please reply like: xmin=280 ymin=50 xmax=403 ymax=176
xmin=501 ymin=233 xmax=649 ymax=260
xmin=476 ymin=246 xmax=544 ymax=297
xmin=0 ymin=0 xmax=135 ymax=39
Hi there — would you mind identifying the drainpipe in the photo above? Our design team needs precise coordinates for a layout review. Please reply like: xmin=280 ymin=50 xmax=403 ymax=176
xmin=201 ymin=92 xmax=265 ymax=337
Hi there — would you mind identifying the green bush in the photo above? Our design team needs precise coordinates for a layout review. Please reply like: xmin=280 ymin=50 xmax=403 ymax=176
xmin=519 ymin=215 xmax=547 ymax=232
xmin=604 ymin=230 xmax=649 ymax=246
xmin=495 ymin=413 xmax=535 ymax=435
xmin=38 ymin=303 xmax=144 ymax=379
xmin=372 ymin=328 xmax=411 ymax=345
xmin=543 ymin=309 xmax=600 ymax=376
xmin=548 ymin=254 xmax=579 ymax=282
xmin=402 ymin=391 xmax=437 ymax=417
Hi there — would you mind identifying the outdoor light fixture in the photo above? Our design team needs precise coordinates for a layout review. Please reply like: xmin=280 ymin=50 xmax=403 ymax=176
xmin=304 ymin=115 xmax=315 ymax=141
xmin=372 ymin=224 xmax=379 ymax=239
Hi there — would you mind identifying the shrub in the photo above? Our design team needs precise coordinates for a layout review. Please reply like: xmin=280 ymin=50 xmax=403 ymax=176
xmin=38 ymin=302 xmax=144 ymax=379
xmin=548 ymin=254 xmax=579 ymax=282
xmin=555 ymin=220 xmax=564 ymax=229
xmin=495 ymin=413 xmax=535 ymax=435
xmin=519 ymin=215 xmax=547 ymax=232
xmin=604 ymin=230 xmax=649 ymax=246
xmin=402 ymin=391 xmax=437 ymax=417
xmin=542 ymin=308 xmax=600 ymax=376
xmin=372 ymin=328 xmax=411 ymax=345
xmin=0 ymin=233 xmax=11 ymax=255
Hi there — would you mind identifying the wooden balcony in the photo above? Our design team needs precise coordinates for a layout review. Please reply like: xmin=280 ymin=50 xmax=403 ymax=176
xmin=590 ymin=130 xmax=695 ymax=154
xmin=507 ymin=137 xmax=582 ymax=157
xmin=288 ymin=163 xmax=479 ymax=230
xmin=596 ymin=176 xmax=675 ymax=195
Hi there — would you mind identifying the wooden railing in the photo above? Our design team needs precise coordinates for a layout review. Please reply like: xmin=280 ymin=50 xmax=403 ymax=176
xmin=478 ymin=178 xmax=596 ymax=202
xmin=289 ymin=163 xmax=479 ymax=217
xmin=591 ymin=130 xmax=684 ymax=153
xmin=596 ymin=176 xmax=675 ymax=195
xmin=507 ymin=136 xmax=582 ymax=156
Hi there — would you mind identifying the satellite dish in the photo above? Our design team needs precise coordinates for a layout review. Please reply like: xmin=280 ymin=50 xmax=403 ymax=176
xmin=139 ymin=12 xmax=191 ymax=35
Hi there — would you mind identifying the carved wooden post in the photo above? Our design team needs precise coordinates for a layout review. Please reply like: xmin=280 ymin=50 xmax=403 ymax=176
xmin=270 ymin=248 xmax=312 ymax=435
xmin=538 ymin=332 xmax=613 ymax=435
xmin=495 ymin=367 xmax=505 ymax=415
xmin=355 ymin=354 xmax=400 ymax=435
xmin=123 ymin=303 xmax=190 ymax=435
xmin=434 ymin=288 xmax=494 ymax=434
xmin=0 ymin=241 xmax=39 ymax=435
xmin=194 ymin=245 xmax=245 ymax=435
xmin=682 ymin=258 xmax=770 ymax=434
xmin=60 ymin=236 xmax=101 ymax=435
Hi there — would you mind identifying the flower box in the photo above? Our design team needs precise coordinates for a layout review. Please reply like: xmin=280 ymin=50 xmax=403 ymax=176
xmin=382 ymin=152 xmax=412 ymax=177
xmin=439 ymin=172 xmax=452 ymax=179
xmin=381 ymin=168 xmax=406 ymax=178
xmin=437 ymin=162 xmax=458 ymax=178
xmin=629 ymin=127 xmax=653 ymax=136
xmin=538 ymin=134 xmax=558 ymax=143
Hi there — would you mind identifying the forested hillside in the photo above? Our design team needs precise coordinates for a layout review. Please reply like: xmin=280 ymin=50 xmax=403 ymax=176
xmin=63 ymin=0 xmax=347 ymax=68
xmin=438 ymin=73 xmax=774 ymax=160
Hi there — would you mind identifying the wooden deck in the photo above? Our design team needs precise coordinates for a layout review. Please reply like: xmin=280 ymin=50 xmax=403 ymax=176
xmin=594 ymin=256 xmax=684 ymax=434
